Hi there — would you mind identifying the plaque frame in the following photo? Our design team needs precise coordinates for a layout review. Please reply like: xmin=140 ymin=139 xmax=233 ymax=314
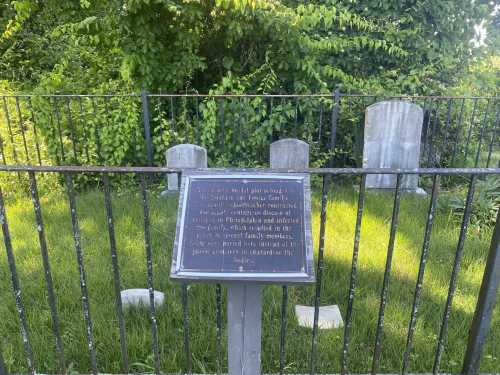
xmin=170 ymin=171 xmax=315 ymax=284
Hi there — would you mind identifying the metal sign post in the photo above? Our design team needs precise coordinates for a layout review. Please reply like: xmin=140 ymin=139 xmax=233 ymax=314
xmin=171 ymin=172 xmax=314 ymax=375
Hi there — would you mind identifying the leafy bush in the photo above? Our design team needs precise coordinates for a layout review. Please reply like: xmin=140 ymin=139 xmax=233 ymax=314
xmin=439 ymin=176 xmax=500 ymax=232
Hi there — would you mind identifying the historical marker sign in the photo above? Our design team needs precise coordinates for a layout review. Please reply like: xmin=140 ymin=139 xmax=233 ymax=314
xmin=170 ymin=172 xmax=314 ymax=283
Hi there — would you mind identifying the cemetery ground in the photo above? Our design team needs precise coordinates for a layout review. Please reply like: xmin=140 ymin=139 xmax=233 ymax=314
xmin=0 ymin=179 xmax=498 ymax=374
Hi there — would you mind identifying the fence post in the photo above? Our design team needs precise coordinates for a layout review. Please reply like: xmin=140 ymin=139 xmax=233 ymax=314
xmin=328 ymin=88 xmax=341 ymax=168
xmin=462 ymin=209 xmax=500 ymax=375
xmin=141 ymin=90 xmax=153 ymax=166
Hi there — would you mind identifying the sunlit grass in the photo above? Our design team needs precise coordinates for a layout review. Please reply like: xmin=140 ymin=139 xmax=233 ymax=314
xmin=0 ymin=182 xmax=498 ymax=374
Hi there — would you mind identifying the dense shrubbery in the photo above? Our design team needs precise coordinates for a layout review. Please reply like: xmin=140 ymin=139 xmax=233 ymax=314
xmin=1 ymin=1 xmax=497 ymax=95
xmin=0 ymin=1 xmax=498 ymax=193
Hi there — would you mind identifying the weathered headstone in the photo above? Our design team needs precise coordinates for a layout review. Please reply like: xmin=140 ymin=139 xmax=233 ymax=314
xmin=363 ymin=101 xmax=425 ymax=194
xmin=270 ymin=139 xmax=344 ymax=329
xmin=270 ymin=138 xmax=309 ymax=169
xmin=171 ymin=171 xmax=314 ymax=375
xmin=163 ymin=144 xmax=207 ymax=193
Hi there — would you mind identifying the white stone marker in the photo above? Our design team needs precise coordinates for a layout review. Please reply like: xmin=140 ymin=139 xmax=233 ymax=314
xmin=295 ymin=305 xmax=344 ymax=329
xmin=164 ymin=144 xmax=207 ymax=193
xmin=270 ymin=138 xmax=344 ymax=330
xmin=120 ymin=289 xmax=164 ymax=308
xmin=363 ymin=101 xmax=426 ymax=194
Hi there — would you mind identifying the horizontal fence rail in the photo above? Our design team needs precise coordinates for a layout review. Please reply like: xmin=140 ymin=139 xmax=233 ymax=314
xmin=0 ymin=166 xmax=499 ymax=375
xmin=0 ymin=93 xmax=498 ymax=170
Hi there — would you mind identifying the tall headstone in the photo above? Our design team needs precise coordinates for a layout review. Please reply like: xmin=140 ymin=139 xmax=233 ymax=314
xmin=270 ymin=138 xmax=309 ymax=169
xmin=165 ymin=144 xmax=207 ymax=191
xmin=363 ymin=101 xmax=425 ymax=193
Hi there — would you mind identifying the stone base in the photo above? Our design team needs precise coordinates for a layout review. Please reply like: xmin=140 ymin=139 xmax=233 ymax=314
xmin=295 ymin=304 xmax=344 ymax=329
xmin=160 ymin=189 xmax=179 ymax=197
xmin=121 ymin=289 xmax=164 ymax=308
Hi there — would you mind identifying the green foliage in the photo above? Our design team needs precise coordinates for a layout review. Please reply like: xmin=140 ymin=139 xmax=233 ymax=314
xmin=0 ymin=0 xmax=498 ymax=172
xmin=1 ymin=0 xmax=498 ymax=95
xmin=439 ymin=176 xmax=500 ymax=232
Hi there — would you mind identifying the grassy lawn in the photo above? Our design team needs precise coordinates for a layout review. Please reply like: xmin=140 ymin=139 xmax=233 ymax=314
xmin=0 ymin=180 xmax=498 ymax=374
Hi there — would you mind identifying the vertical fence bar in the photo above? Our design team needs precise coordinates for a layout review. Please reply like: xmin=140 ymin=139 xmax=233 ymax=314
xmin=216 ymin=283 xmax=223 ymax=375
xmin=231 ymin=97 xmax=237 ymax=150
xmin=0 ymin=134 xmax=5 ymax=165
xmin=64 ymin=98 xmax=78 ymax=162
xmin=140 ymin=175 xmax=161 ymax=375
xmin=341 ymin=174 xmax=367 ymax=375
xmin=451 ymin=98 xmax=466 ymax=166
xmin=421 ymin=99 xmax=433 ymax=166
xmin=219 ymin=98 xmax=225 ymax=151
xmin=371 ymin=174 xmax=403 ymax=375
xmin=14 ymin=97 xmax=30 ymax=163
xmin=317 ymin=101 xmax=324 ymax=144
xmin=64 ymin=173 xmax=98 ymax=375
xmin=236 ymin=97 xmax=243 ymax=154
xmin=442 ymin=99 xmax=453 ymax=159
xmin=0 ymin=188 xmax=35 ymax=375
xmin=0 ymin=117 xmax=5 ymax=164
xmin=486 ymin=105 xmax=499 ymax=168
xmin=90 ymin=98 xmax=103 ymax=163
xmin=464 ymin=98 xmax=479 ymax=163
xmin=427 ymin=101 xmax=441 ymax=167
xmin=401 ymin=175 xmax=440 ymax=374
xmin=78 ymin=97 xmax=91 ymax=164
xmin=195 ymin=97 xmax=201 ymax=145
xmin=170 ymin=96 xmax=175 ymax=127
xmin=309 ymin=174 xmax=330 ymax=375
xmin=53 ymin=97 xmax=66 ymax=163
xmin=27 ymin=98 xmax=42 ymax=165
xmin=141 ymin=91 xmax=153 ymax=166
xmin=432 ymin=174 xmax=477 ymax=374
xmin=268 ymin=97 xmax=274 ymax=146
xmin=28 ymin=172 xmax=66 ymax=373
xmin=279 ymin=285 xmax=288 ymax=375
xmin=102 ymin=173 xmax=129 ymax=373
xmin=462 ymin=209 xmax=500 ymax=375
xmin=474 ymin=99 xmax=491 ymax=167
xmin=182 ymin=283 xmax=192 ymax=374
xmin=294 ymin=97 xmax=299 ymax=138
xmin=328 ymin=89 xmax=341 ymax=168
xmin=46 ymin=102 xmax=60 ymax=165
xmin=2 ymin=96 xmax=19 ymax=164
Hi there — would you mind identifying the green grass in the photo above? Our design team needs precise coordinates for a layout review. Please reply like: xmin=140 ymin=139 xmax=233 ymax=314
xmin=0 ymin=182 xmax=498 ymax=374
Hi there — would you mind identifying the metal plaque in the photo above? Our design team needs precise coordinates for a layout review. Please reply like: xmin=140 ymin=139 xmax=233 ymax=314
xmin=170 ymin=172 xmax=314 ymax=283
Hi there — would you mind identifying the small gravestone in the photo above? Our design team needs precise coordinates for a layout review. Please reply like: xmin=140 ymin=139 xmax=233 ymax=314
xmin=171 ymin=171 xmax=314 ymax=375
xmin=271 ymin=139 xmax=343 ymax=330
xmin=363 ymin=101 xmax=426 ymax=194
xmin=162 ymin=144 xmax=207 ymax=194
xmin=120 ymin=289 xmax=164 ymax=308
xmin=270 ymin=138 xmax=309 ymax=169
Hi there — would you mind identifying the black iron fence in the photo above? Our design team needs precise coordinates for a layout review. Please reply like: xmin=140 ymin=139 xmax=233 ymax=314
xmin=1 ymin=93 xmax=498 ymax=169
xmin=0 ymin=165 xmax=498 ymax=375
